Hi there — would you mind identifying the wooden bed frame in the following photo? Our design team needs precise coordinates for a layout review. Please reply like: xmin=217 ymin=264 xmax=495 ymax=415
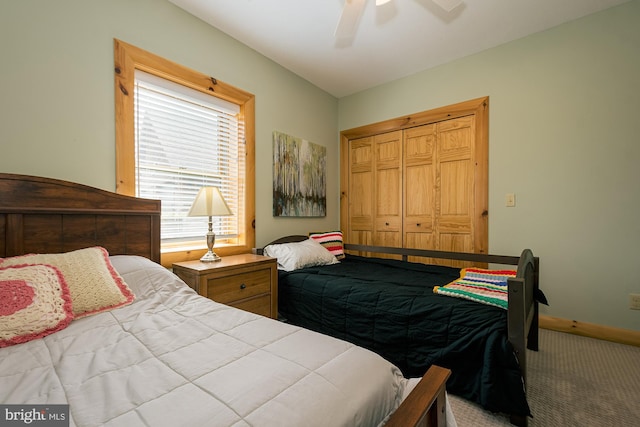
xmin=261 ymin=235 xmax=541 ymax=427
xmin=0 ymin=173 xmax=451 ymax=427
xmin=0 ymin=173 xmax=161 ymax=262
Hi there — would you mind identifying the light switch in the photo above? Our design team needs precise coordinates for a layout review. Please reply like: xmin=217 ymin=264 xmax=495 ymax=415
xmin=505 ymin=193 xmax=516 ymax=207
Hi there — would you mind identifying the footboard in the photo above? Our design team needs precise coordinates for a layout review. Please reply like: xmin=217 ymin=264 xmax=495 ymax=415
xmin=507 ymin=249 xmax=539 ymax=376
xmin=506 ymin=249 xmax=539 ymax=427
xmin=386 ymin=365 xmax=451 ymax=427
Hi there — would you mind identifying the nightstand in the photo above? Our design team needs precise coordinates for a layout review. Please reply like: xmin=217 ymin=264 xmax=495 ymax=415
xmin=172 ymin=254 xmax=278 ymax=319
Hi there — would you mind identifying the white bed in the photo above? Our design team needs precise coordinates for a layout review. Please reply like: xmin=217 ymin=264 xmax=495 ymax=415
xmin=0 ymin=254 xmax=455 ymax=426
xmin=0 ymin=173 xmax=455 ymax=427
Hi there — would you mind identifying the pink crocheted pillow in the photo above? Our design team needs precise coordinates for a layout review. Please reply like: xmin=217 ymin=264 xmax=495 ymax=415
xmin=0 ymin=247 xmax=135 ymax=318
xmin=0 ymin=264 xmax=74 ymax=347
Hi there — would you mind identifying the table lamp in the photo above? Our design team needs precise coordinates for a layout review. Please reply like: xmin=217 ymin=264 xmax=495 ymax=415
xmin=187 ymin=187 xmax=233 ymax=262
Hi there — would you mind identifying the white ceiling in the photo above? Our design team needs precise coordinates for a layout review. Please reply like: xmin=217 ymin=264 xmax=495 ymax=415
xmin=167 ymin=0 xmax=629 ymax=98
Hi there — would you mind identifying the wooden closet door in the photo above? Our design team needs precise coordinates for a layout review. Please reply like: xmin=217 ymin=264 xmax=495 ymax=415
xmin=340 ymin=97 xmax=489 ymax=264
xmin=436 ymin=116 xmax=476 ymax=259
xmin=374 ymin=131 xmax=403 ymax=252
xmin=403 ymin=124 xmax=436 ymax=259
xmin=348 ymin=136 xmax=374 ymax=247
xmin=403 ymin=116 xmax=476 ymax=266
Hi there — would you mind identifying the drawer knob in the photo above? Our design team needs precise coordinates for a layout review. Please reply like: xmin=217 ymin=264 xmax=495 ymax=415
xmin=240 ymin=283 xmax=246 ymax=290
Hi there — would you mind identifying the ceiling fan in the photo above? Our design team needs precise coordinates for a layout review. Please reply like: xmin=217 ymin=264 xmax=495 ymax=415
xmin=335 ymin=0 xmax=463 ymax=39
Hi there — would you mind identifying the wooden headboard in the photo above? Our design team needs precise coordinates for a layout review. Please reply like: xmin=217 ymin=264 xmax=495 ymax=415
xmin=0 ymin=174 xmax=161 ymax=263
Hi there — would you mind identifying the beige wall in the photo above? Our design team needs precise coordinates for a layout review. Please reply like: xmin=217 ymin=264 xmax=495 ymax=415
xmin=339 ymin=0 xmax=640 ymax=331
xmin=0 ymin=0 xmax=341 ymax=248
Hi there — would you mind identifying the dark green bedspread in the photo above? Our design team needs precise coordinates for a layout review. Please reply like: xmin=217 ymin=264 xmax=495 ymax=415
xmin=278 ymin=255 xmax=530 ymax=417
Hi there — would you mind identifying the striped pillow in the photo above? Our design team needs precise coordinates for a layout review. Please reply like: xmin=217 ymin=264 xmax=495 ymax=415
xmin=309 ymin=231 xmax=345 ymax=260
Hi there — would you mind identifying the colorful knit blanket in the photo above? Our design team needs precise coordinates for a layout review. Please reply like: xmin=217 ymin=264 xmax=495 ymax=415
xmin=433 ymin=268 xmax=517 ymax=310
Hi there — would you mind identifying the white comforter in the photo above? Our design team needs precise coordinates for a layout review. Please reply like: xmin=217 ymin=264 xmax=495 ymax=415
xmin=1 ymin=255 xmax=418 ymax=427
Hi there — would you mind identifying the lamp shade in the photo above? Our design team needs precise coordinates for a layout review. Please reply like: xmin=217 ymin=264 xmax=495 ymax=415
xmin=187 ymin=187 xmax=233 ymax=217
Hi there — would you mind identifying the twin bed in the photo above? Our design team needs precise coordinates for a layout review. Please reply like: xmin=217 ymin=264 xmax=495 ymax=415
xmin=0 ymin=173 xmax=452 ymax=427
xmin=261 ymin=233 xmax=541 ymax=427
xmin=0 ymin=173 xmax=540 ymax=427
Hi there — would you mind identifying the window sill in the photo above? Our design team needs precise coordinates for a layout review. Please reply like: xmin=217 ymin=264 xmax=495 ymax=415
xmin=160 ymin=243 xmax=253 ymax=268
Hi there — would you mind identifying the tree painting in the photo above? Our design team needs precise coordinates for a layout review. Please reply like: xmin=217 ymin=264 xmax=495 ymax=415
xmin=273 ymin=131 xmax=326 ymax=217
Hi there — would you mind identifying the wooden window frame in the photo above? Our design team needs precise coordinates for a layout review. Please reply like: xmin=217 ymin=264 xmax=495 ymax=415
xmin=114 ymin=39 xmax=255 ymax=267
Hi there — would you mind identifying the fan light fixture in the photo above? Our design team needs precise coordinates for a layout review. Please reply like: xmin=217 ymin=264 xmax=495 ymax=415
xmin=187 ymin=187 xmax=233 ymax=262
xmin=432 ymin=0 xmax=462 ymax=13
xmin=336 ymin=0 xmax=463 ymax=39
xmin=335 ymin=0 xmax=367 ymax=38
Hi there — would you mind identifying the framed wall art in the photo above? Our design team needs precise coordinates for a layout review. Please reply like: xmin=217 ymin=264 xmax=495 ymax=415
xmin=272 ymin=131 xmax=326 ymax=217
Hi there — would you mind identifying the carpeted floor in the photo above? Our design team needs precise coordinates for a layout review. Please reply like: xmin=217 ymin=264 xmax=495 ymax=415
xmin=448 ymin=328 xmax=640 ymax=426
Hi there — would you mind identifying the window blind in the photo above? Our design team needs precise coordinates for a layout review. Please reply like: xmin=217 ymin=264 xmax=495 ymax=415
xmin=134 ymin=70 xmax=244 ymax=243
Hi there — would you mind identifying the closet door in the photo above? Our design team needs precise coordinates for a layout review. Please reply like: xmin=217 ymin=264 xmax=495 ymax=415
xmin=347 ymin=136 xmax=374 ymax=247
xmin=436 ymin=116 xmax=476 ymax=263
xmin=347 ymin=131 xmax=402 ymax=258
xmin=403 ymin=116 xmax=476 ymax=266
xmin=403 ymin=124 xmax=436 ymax=259
xmin=374 ymin=131 xmax=402 ymax=251
xmin=340 ymin=97 xmax=489 ymax=263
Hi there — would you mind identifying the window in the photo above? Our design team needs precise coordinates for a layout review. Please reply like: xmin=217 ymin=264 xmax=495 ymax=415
xmin=114 ymin=39 xmax=255 ymax=266
xmin=134 ymin=70 xmax=242 ymax=244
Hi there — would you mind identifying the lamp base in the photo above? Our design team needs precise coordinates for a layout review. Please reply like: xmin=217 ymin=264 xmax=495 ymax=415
xmin=200 ymin=250 xmax=222 ymax=262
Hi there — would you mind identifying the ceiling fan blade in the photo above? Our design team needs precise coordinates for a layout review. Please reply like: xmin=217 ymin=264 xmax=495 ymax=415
xmin=335 ymin=0 xmax=367 ymax=39
xmin=431 ymin=0 xmax=462 ymax=13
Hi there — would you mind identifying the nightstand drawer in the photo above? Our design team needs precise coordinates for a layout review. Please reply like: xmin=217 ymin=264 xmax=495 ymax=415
xmin=230 ymin=294 xmax=271 ymax=318
xmin=208 ymin=268 xmax=271 ymax=304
